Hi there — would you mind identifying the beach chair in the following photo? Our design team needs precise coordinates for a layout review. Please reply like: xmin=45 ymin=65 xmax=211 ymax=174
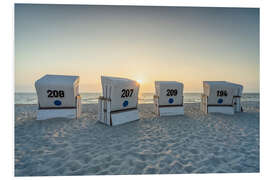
xmin=154 ymin=81 xmax=184 ymax=116
xmin=200 ymin=81 xmax=243 ymax=114
xmin=98 ymin=76 xmax=140 ymax=126
xmin=35 ymin=74 xmax=81 ymax=120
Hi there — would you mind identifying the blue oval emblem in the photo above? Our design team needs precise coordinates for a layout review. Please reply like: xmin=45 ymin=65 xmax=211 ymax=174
xmin=168 ymin=98 xmax=174 ymax=104
xmin=123 ymin=100 xmax=128 ymax=107
xmin=54 ymin=100 xmax=62 ymax=106
xmin=217 ymin=98 xmax=223 ymax=104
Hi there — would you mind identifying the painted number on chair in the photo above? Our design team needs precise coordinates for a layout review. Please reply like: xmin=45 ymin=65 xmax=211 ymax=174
xmin=47 ymin=90 xmax=65 ymax=98
xmin=121 ymin=89 xmax=134 ymax=98
xmin=217 ymin=90 xmax=228 ymax=97
xmin=166 ymin=89 xmax=178 ymax=96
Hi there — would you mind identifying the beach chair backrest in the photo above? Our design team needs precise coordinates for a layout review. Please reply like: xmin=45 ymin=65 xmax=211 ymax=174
xmin=101 ymin=76 xmax=140 ymax=111
xmin=35 ymin=74 xmax=80 ymax=108
xmin=203 ymin=81 xmax=240 ymax=105
xmin=155 ymin=81 xmax=184 ymax=106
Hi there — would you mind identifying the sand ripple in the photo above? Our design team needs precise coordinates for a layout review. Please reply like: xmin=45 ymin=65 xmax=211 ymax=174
xmin=15 ymin=102 xmax=259 ymax=176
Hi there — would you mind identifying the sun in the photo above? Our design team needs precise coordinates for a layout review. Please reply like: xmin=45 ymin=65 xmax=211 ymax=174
xmin=136 ymin=79 xmax=142 ymax=84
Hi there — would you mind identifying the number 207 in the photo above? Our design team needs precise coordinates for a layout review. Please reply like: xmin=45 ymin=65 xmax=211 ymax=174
xmin=121 ymin=89 xmax=134 ymax=98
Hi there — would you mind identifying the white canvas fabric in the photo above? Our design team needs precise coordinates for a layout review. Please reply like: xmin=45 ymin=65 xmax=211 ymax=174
xmin=203 ymin=81 xmax=243 ymax=106
xmin=101 ymin=76 xmax=140 ymax=111
xmin=35 ymin=74 xmax=80 ymax=108
xmin=155 ymin=81 xmax=183 ymax=106
xmin=225 ymin=82 xmax=243 ymax=96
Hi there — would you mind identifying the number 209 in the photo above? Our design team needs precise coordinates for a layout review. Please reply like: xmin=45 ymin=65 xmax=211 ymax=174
xmin=166 ymin=89 xmax=178 ymax=96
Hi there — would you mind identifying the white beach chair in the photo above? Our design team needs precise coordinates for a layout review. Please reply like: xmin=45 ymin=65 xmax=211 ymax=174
xmin=200 ymin=81 xmax=243 ymax=114
xmin=153 ymin=81 xmax=184 ymax=116
xmin=98 ymin=76 xmax=140 ymax=126
xmin=35 ymin=74 xmax=81 ymax=120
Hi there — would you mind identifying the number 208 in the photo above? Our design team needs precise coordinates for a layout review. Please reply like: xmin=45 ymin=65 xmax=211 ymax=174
xmin=47 ymin=90 xmax=65 ymax=98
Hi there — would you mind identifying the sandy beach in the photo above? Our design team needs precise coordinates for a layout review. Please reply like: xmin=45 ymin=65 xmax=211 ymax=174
xmin=14 ymin=102 xmax=259 ymax=176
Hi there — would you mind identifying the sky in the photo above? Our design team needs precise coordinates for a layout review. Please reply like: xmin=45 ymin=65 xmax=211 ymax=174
xmin=15 ymin=4 xmax=259 ymax=93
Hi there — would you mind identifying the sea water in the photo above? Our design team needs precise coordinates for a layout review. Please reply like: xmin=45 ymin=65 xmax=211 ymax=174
xmin=15 ymin=92 xmax=259 ymax=104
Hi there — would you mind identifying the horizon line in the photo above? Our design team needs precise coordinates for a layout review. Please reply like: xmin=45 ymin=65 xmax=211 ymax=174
xmin=14 ymin=91 xmax=260 ymax=94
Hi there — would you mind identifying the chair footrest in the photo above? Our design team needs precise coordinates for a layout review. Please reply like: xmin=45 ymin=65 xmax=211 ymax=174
xmin=110 ymin=109 xmax=139 ymax=126
xmin=159 ymin=106 xmax=184 ymax=116
xmin=207 ymin=106 xmax=234 ymax=115
xmin=37 ymin=108 xmax=78 ymax=120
